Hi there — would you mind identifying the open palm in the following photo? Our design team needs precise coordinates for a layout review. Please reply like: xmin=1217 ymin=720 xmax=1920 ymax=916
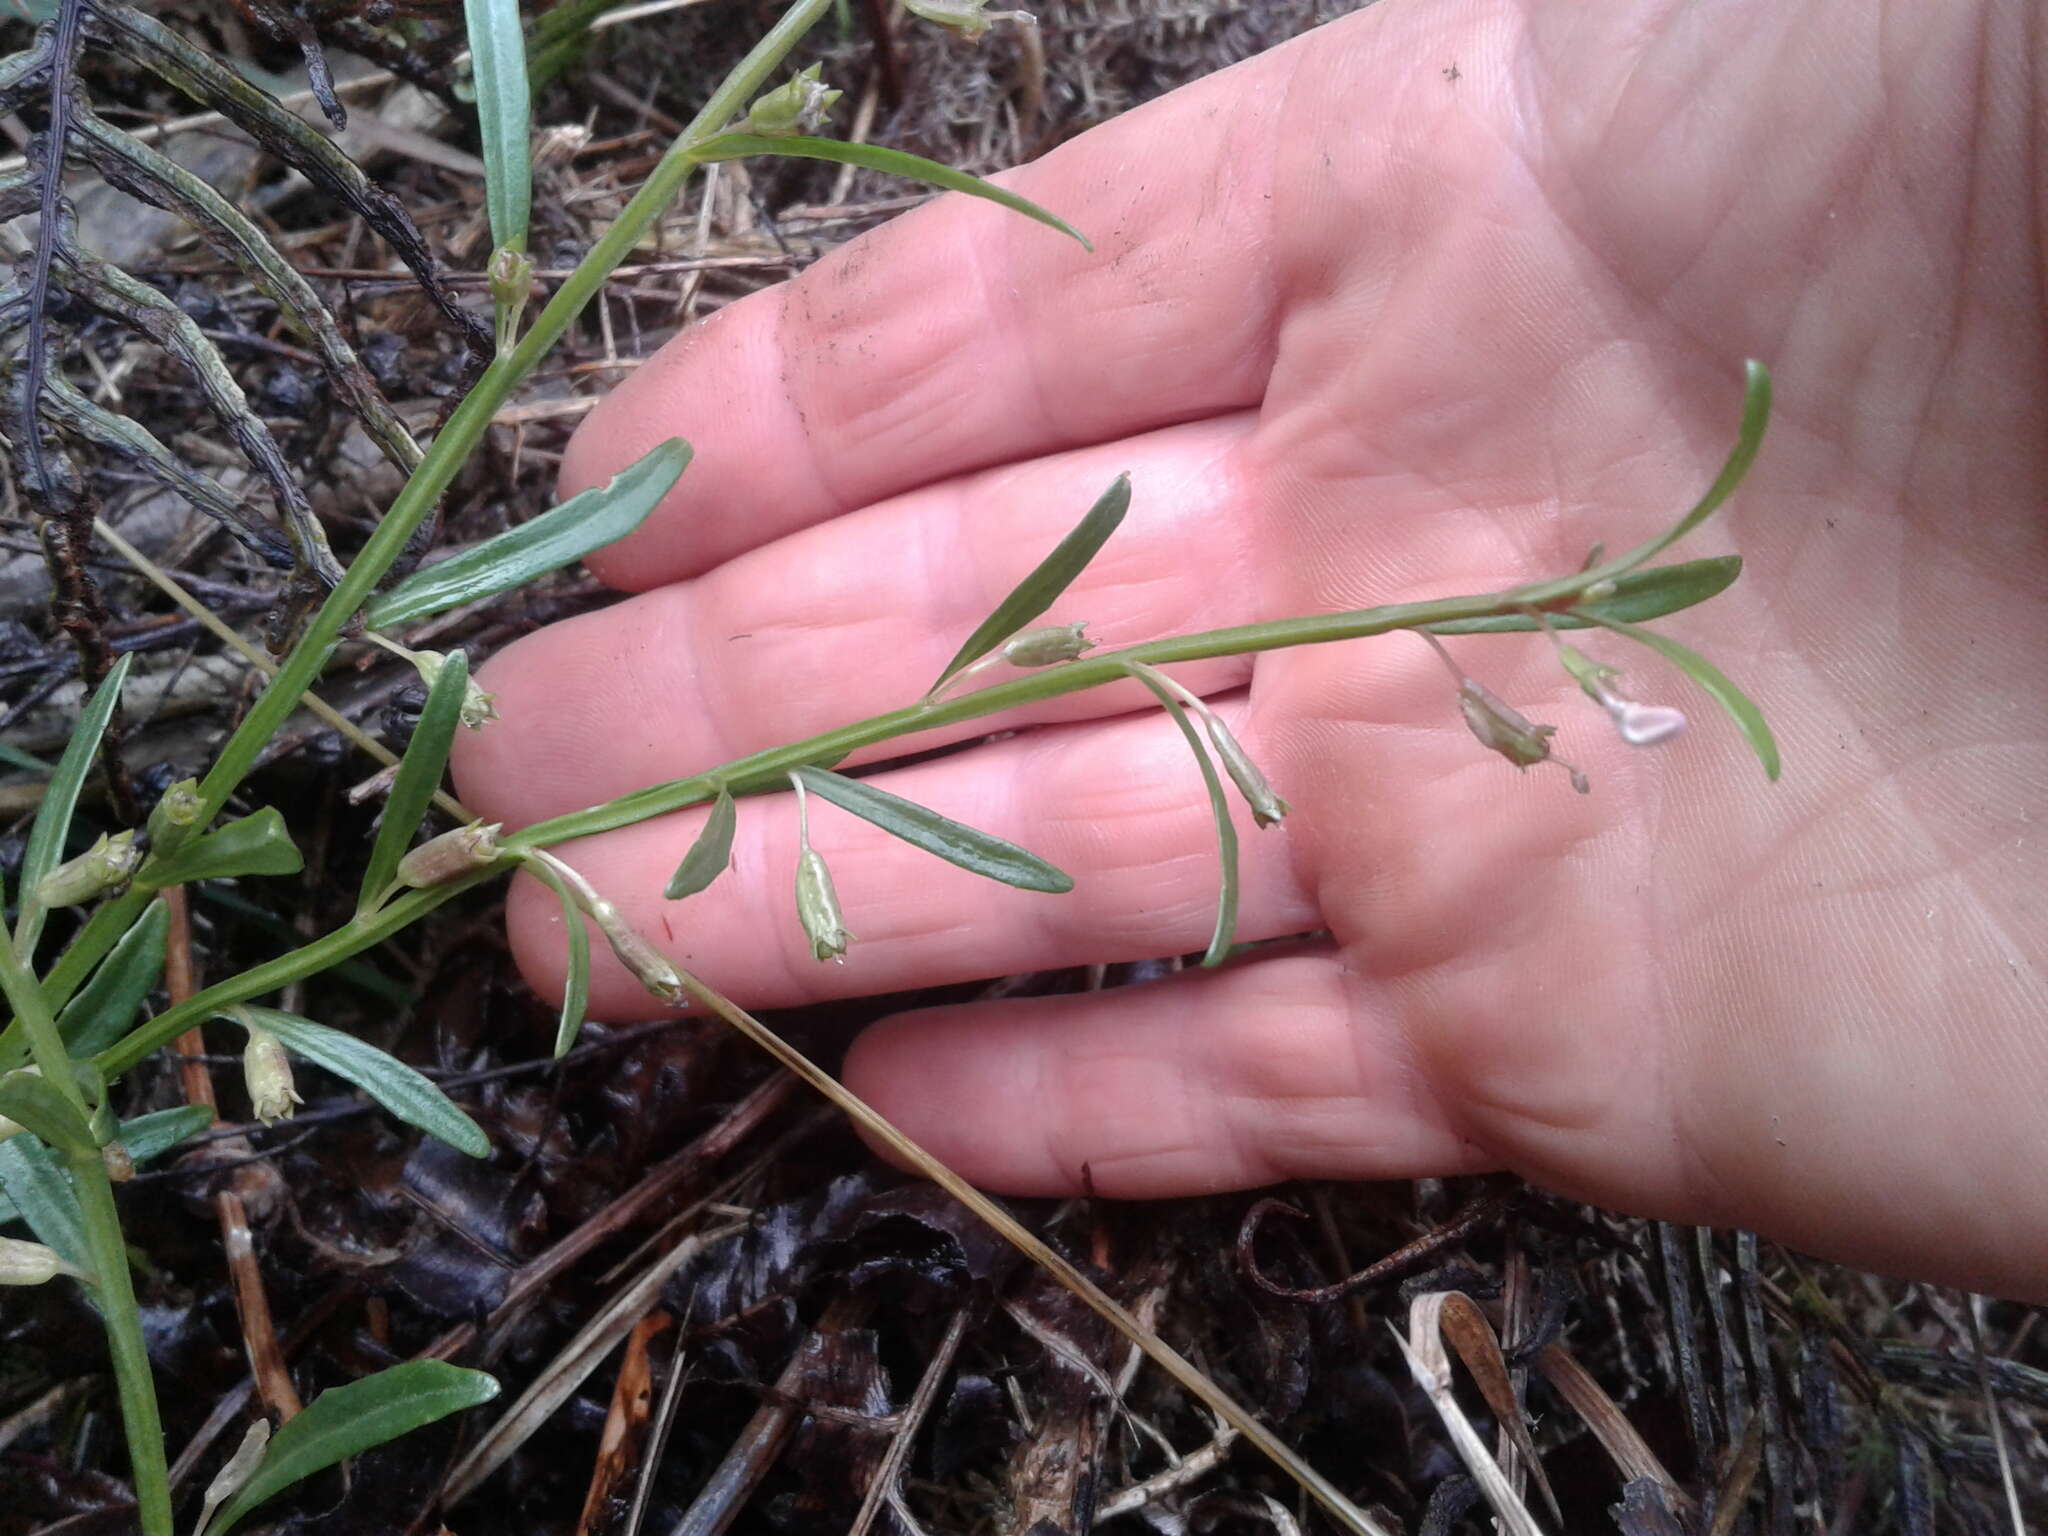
xmin=452 ymin=0 xmax=2048 ymax=1298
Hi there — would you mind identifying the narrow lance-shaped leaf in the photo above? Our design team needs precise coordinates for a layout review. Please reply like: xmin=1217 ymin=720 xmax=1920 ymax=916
xmin=0 ymin=1102 xmax=219 ymax=1230
xmin=689 ymin=133 xmax=1090 ymax=251
xmin=928 ymin=473 xmax=1130 ymax=697
xmin=201 ymin=1361 xmax=501 ymax=1536
xmin=519 ymin=856 xmax=591 ymax=1059
xmin=1605 ymin=359 xmax=1772 ymax=575
xmin=0 ymin=1072 xmax=96 ymax=1157
xmin=790 ymin=767 xmax=1073 ymax=894
xmin=221 ymin=1006 xmax=490 ymax=1158
xmin=366 ymin=439 xmax=692 ymax=629
xmin=0 ymin=1136 xmax=85 ymax=1269
xmin=57 ymin=897 xmax=169 ymax=1057
xmin=138 ymin=807 xmax=303 ymax=890
xmin=16 ymin=653 xmax=132 ymax=959
xmin=1125 ymin=664 xmax=1238 ymax=967
xmin=1583 ymin=616 xmax=1781 ymax=781
xmin=358 ymin=650 xmax=472 ymax=915
xmin=464 ymin=0 xmax=532 ymax=252
xmin=665 ymin=787 xmax=737 ymax=899
xmin=1424 ymin=556 xmax=1744 ymax=636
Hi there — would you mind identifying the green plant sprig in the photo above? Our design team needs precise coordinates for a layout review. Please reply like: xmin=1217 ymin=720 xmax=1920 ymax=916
xmin=503 ymin=550 xmax=1744 ymax=851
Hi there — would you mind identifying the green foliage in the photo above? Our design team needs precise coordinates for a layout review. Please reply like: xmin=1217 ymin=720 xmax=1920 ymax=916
xmin=359 ymin=651 xmax=471 ymax=915
xmin=665 ymin=787 xmax=738 ymax=899
xmin=14 ymin=656 xmax=131 ymax=960
xmin=137 ymin=808 xmax=303 ymax=889
xmin=788 ymin=767 xmax=1074 ymax=894
xmin=201 ymin=1362 xmax=501 ymax=1536
xmin=222 ymin=1006 xmax=489 ymax=1157
xmin=1126 ymin=665 xmax=1239 ymax=967
xmin=463 ymin=0 xmax=533 ymax=253
xmin=1586 ymin=616 xmax=1782 ymax=780
xmin=929 ymin=474 xmax=1130 ymax=697
xmin=367 ymin=439 xmax=692 ymax=628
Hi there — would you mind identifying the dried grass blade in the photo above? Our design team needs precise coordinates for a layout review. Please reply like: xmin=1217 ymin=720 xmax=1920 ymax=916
xmin=1397 ymin=1293 xmax=1547 ymax=1536
xmin=1536 ymin=1341 xmax=1694 ymax=1517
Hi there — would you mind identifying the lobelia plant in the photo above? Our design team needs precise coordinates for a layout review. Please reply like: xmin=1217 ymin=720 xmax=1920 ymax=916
xmin=0 ymin=2 xmax=1781 ymax=1533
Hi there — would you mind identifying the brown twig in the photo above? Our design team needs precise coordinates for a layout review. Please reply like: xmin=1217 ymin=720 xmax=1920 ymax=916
xmin=1237 ymin=1180 xmax=1520 ymax=1304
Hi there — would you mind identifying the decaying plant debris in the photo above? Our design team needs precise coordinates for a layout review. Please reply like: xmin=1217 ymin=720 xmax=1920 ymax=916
xmin=0 ymin=3 xmax=2042 ymax=1533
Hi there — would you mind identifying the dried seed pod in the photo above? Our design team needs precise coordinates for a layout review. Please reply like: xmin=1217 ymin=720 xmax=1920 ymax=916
xmin=397 ymin=821 xmax=504 ymax=890
xmin=240 ymin=1024 xmax=303 ymax=1125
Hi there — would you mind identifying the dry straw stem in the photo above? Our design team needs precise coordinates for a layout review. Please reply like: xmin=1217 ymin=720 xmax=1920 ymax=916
xmin=663 ymin=962 xmax=1396 ymax=1536
xmin=90 ymin=517 xmax=471 ymax=825
xmin=1395 ymin=1292 xmax=1547 ymax=1536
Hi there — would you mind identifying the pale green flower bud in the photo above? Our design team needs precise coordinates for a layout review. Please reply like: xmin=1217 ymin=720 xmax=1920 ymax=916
xmin=397 ymin=820 xmax=504 ymax=890
xmin=795 ymin=848 xmax=852 ymax=963
xmin=1002 ymin=622 xmax=1095 ymax=668
xmin=35 ymin=830 xmax=142 ymax=909
xmin=102 ymin=1142 xmax=134 ymax=1182
xmin=0 ymin=1235 xmax=83 ymax=1285
xmin=240 ymin=1024 xmax=303 ymax=1125
xmin=590 ymin=898 xmax=685 ymax=1006
xmin=146 ymin=778 xmax=205 ymax=847
xmin=1457 ymin=681 xmax=1589 ymax=794
xmin=904 ymin=0 xmax=1035 ymax=38
xmin=745 ymin=64 xmax=842 ymax=136
xmin=407 ymin=648 xmax=499 ymax=729
xmin=489 ymin=244 xmax=535 ymax=354
xmin=1203 ymin=714 xmax=1289 ymax=829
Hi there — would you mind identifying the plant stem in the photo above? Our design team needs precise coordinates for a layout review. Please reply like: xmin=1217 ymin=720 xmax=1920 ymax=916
xmin=507 ymin=578 xmax=1567 ymax=849
xmin=0 ymin=0 xmax=839 ymax=1060
xmin=0 ymin=938 xmax=172 ymax=1535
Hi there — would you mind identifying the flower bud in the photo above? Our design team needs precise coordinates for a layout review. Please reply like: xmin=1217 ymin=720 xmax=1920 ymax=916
xmin=1457 ymin=681 xmax=1589 ymax=794
xmin=590 ymin=898 xmax=685 ymax=1005
xmin=0 ymin=1235 xmax=83 ymax=1285
xmin=1203 ymin=714 xmax=1289 ymax=829
xmin=488 ymin=244 xmax=533 ymax=311
xmin=795 ymin=848 xmax=852 ymax=962
xmin=397 ymin=820 xmax=504 ymax=890
xmin=146 ymin=778 xmax=205 ymax=847
xmin=904 ymin=0 xmax=1036 ymax=37
xmin=240 ymin=1024 xmax=303 ymax=1125
xmin=35 ymin=830 xmax=142 ymax=909
xmin=1554 ymin=643 xmax=1688 ymax=749
xmin=1002 ymin=622 xmax=1095 ymax=668
xmin=402 ymin=647 xmax=498 ymax=729
xmin=745 ymin=64 xmax=842 ymax=136
xmin=102 ymin=1141 xmax=134 ymax=1182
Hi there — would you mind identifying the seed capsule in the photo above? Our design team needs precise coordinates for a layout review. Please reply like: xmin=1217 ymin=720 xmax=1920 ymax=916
xmin=795 ymin=848 xmax=853 ymax=963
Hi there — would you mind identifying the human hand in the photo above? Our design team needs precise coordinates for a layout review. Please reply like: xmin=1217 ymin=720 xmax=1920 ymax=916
xmin=451 ymin=0 xmax=2048 ymax=1298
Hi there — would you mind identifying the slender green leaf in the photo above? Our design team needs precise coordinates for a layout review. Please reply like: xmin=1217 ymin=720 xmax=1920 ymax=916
xmin=202 ymin=1361 xmax=501 ymax=1536
xmin=464 ymin=0 xmax=532 ymax=252
xmin=0 ymin=1071 xmax=95 ymax=1155
xmin=0 ymin=740 xmax=52 ymax=775
xmin=1606 ymin=360 xmax=1772 ymax=575
xmin=791 ymin=768 xmax=1072 ymax=894
xmin=365 ymin=439 xmax=691 ymax=628
xmin=16 ymin=654 xmax=132 ymax=958
xmin=520 ymin=857 xmax=591 ymax=1059
xmin=358 ymin=651 xmax=471 ymax=914
xmin=0 ymin=1134 xmax=84 ymax=1264
xmin=107 ymin=1103 xmax=214 ymax=1166
xmin=690 ymin=133 xmax=1089 ymax=250
xmin=223 ymin=1006 xmax=489 ymax=1157
xmin=664 ymin=788 xmax=738 ymax=899
xmin=1583 ymin=616 xmax=1781 ymax=781
xmin=1125 ymin=666 xmax=1238 ymax=967
xmin=0 ymin=1104 xmax=214 ymax=1229
xmin=1425 ymin=556 xmax=1743 ymax=636
xmin=139 ymin=807 xmax=303 ymax=889
xmin=928 ymin=473 xmax=1130 ymax=697
xmin=57 ymin=898 xmax=169 ymax=1057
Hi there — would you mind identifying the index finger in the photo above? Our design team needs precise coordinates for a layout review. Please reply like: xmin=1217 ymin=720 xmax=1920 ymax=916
xmin=559 ymin=23 xmax=1333 ymax=590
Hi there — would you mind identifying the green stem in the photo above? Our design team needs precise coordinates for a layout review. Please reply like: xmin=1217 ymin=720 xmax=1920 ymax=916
xmin=0 ymin=0 xmax=838 ymax=1063
xmin=94 ymin=874 xmax=492 ymax=1081
xmin=507 ymin=581 xmax=1544 ymax=849
xmin=0 ymin=940 xmax=171 ymax=1535
xmin=185 ymin=0 xmax=831 ymax=839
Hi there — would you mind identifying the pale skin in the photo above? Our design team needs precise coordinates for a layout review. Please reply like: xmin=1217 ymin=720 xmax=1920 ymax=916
xmin=451 ymin=0 xmax=2048 ymax=1300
